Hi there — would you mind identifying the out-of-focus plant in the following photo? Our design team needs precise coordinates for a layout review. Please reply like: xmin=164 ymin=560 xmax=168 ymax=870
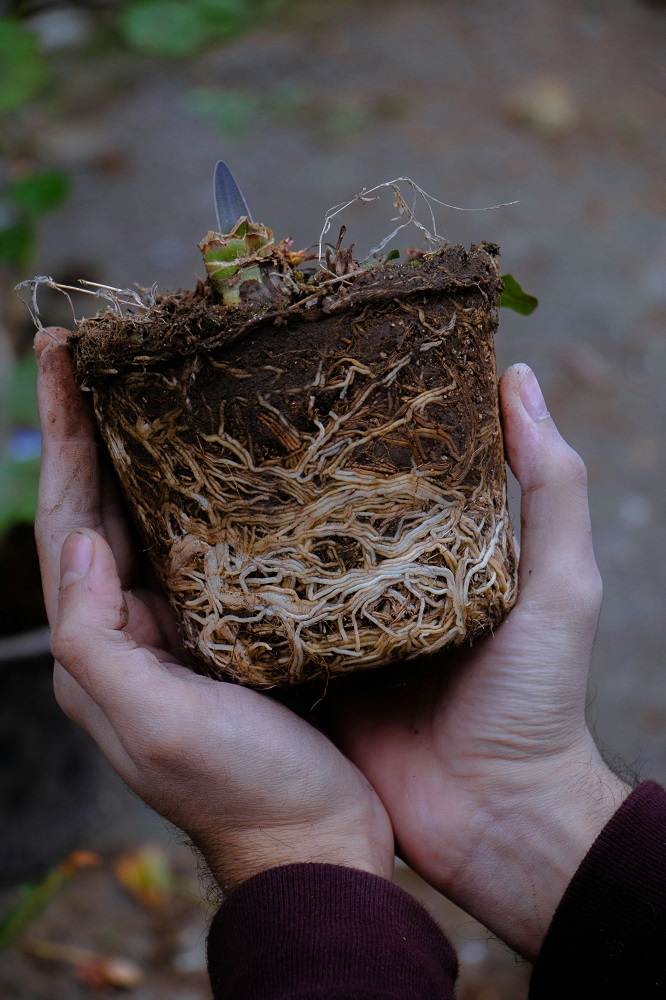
xmin=0 ymin=17 xmax=58 ymax=273
xmin=0 ymin=0 xmax=283 ymax=278
xmin=0 ymin=168 xmax=71 ymax=272
xmin=0 ymin=850 xmax=144 ymax=987
xmin=0 ymin=350 xmax=41 ymax=537
xmin=0 ymin=17 xmax=68 ymax=544
xmin=0 ymin=1 xmax=282 ymax=546
xmin=120 ymin=0 xmax=281 ymax=57
xmin=182 ymin=82 xmax=392 ymax=144
xmin=0 ymin=16 xmax=45 ymax=115
xmin=0 ymin=850 xmax=100 ymax=951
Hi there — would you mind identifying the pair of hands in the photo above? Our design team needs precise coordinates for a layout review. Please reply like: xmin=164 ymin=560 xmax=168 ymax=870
xmin=36 ymin=327 xmax=629 ymax=962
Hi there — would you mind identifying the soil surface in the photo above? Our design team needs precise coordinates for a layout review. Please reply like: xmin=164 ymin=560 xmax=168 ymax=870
xmin=3 ymin=0 xmax=666 ymax=996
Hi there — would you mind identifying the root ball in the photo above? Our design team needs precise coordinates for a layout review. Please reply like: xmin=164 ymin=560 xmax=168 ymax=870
xmin=71 ymin=243 xmax=518 ymax=688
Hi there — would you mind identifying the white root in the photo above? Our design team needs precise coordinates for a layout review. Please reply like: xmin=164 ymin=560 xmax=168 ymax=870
xmin=95 ymin=348 xmax=516 ymax=688
xmin=14 ymin=276 xmax=157 ymax=329
xmin=318 ymin=176 xmax=518 ymax=263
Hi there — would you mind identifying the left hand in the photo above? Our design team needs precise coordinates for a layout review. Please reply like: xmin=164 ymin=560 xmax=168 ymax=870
xmin=36 ymin=327 xmax=394 ymax=892
xmin=329 ymin=364 xmax=630 ymax=960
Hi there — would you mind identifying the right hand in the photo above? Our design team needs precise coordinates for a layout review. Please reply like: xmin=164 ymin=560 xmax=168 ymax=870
xmin=331 ymin=364 xmax=631 ymax=959
xmin=36 ymin=327 xmax=394 ymax=893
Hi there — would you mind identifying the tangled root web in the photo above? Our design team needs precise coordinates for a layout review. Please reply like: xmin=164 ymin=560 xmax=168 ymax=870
xmin=22 ymin=186 xmax=520 ymax=689
xmin=99 ymin=347 xmax=517 ymax=689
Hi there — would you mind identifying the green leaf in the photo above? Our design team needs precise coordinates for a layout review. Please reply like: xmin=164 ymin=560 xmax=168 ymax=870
xmin=0 ymin=220 xmax=36 ymax=270
xmin=499 ymin=273 xmax=539 ymax=315
xmin=7 ymin=170 xmax=71 ymax=216
xmin=0 ymin=20 xmax=46 ymax=115
xmin=0 ymin=456 xmax=40 ymax=537
xmin=120 ymin=0 xmax=208 ymax=56
xmin=7 ymin=352 xmax=39 ymax=427
xmin=385 ymin=248 xmax=400 ymax=261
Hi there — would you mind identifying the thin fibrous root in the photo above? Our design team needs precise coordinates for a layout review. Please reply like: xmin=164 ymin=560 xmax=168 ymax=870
xmin=14 ymin=276 xmax=157 ymax=330
xmin=319 ymin=176 xmax=518 ymax=263
xmin=94 ymin=322 xmax=516 ymax=688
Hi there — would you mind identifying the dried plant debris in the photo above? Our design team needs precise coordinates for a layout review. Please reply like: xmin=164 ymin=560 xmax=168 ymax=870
xmin=318 ymin=175 xmax=517 ymax=261
xmin=20 ymin=170 xmax=523 ymax=688
xmin=23 ymin=939 xmax=143 ymax=990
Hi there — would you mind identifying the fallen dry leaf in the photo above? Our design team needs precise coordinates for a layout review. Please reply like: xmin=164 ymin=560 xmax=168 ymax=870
xmin=113 ymin=845 xmax=175 ymax=909
xmin=25 ymin=939 xmax=143 ymax=990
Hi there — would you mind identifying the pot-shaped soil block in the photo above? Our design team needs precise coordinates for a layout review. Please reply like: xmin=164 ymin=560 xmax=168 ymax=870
xmin=70 ymin=243 xmax=517 ymax=688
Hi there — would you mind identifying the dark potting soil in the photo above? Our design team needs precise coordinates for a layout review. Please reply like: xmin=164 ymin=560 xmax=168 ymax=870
xmin=71 ymin=242 xmax=505 ymax=508
xmin=71 ymin=242 xmax=503 ymax=377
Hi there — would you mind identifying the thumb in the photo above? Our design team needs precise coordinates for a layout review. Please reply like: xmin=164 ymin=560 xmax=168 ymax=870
xmin=52 ymin=529 xmax=150 ymax=711
xmin=58 ymin=528 xmax=129 ymax=630
xmin=499 ymin=365 xmax=602 ymax=614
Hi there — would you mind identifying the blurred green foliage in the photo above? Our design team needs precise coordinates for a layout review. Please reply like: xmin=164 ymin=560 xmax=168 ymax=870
xmin=0 ymin=2 xmax=279 ymax=268
xmin=119 ymin=0 xmax=280 ymax=56
xmin=0 ymin=223 xmax=35 ymax=273
xmin=0 ymin=456 xmax=41 ymax=537
xmin=183 ymin=88 xmax=265 ymax=136
xmin=7 ymin=169 xmax=71 ymax=216
xmin=0 ymin=15 xmax=70 ymax=270
xmin=0 ymin=352 xmax=40 ymax=537
xmin=182 ymin=81 xmax=311 ymax=137
xmin=0 ymin=850 xmax=99 ymax=951
xmin=6 ymin=351 xmax=39 ymax=428
xmin=0 ymin=18 xmax=45 ymax=115
xmin=0 ymin=1 xmax=279 ymax=541
xmin=0 ymin=168 xmax=71 ymax=270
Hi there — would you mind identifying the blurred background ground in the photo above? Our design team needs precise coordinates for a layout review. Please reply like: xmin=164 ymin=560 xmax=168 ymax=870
xmin=0 ymin=0 xmax=665 ymax=996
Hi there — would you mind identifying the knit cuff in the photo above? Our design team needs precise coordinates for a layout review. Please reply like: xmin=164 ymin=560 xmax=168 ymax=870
xmin=207 ymin=863 xmax=457 ymax=999
xmin=530 ymin=780 xmax=666 ymax=998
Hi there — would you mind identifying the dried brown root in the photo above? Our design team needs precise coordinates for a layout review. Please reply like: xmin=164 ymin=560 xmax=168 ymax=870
xmin=14 ymin=276 xmax=156 ymax=331
xmin=319 ymin=177 xmax=518 ymax=262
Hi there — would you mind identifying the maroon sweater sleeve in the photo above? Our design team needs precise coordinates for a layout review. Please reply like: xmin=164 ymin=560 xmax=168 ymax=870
xmin=530 ymin=780 xmax=666 ymax=998
xmin=206 ymin=863 xmax=458 ymax=999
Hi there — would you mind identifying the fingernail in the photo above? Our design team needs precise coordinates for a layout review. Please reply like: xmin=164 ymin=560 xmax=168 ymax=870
xmin=518 ymin=366 xmax=550 ymax=422
xmin=60 ymin=531 xmax=93 ymax=588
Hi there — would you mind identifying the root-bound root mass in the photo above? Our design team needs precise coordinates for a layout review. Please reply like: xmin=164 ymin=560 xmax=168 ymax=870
xmin=72 ymin=243 xmax=518 ymax=688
